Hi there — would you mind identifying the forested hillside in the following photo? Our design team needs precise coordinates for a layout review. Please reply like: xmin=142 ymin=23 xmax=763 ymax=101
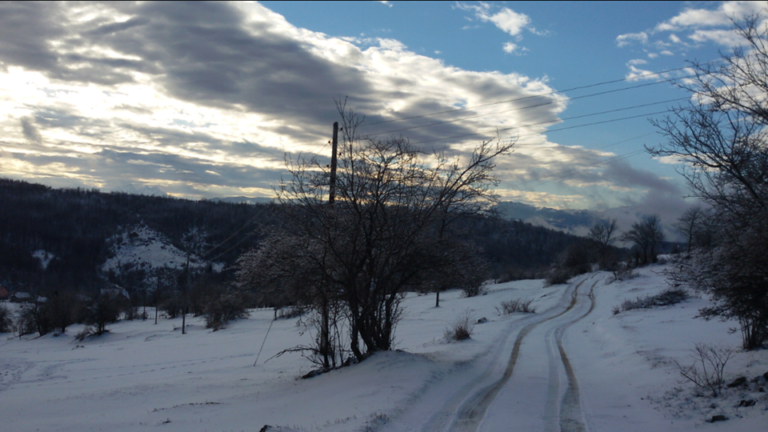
xmin=0 ymin=178 xmax=587 ymax=296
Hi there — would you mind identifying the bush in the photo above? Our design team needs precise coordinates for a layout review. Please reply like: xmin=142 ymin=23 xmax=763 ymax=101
xmin=0 ymin=305 xmax=13 ymax=333
xmin=674 ymin=344 xmax=733 ymax=397
xmin=17 ymin=302 xmax=52 ymax=336
xmin=86 ymin=295 xmax=121 ymax=334
xmin=74 ymin=326 xmax=93 ymax=342
xmin=14 ymin=305 xmax=39 ymax=336
xmin=445 ymin=310 xmax=474 ymax=341
xmin=204 ymin=289 xmax=250 ymax=331
xmin=544 ymin=267 xmax=572 ymax=286
xmin=613 ymin=287 xmax=688 ymax=315
xmin=610 ymin=265 xmax=637 ymax=283
xmin=496 ymin=299 xmax=535 ymax=315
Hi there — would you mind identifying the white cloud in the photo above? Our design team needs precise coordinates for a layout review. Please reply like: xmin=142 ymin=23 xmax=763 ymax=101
xmin=669 ymin=33 xmax=682 ymax=43
xmin=486 ymin=7 xmax=532 ymax=36
xmin=377 ymin=1 xmax=393 ymax=7
xmin=456 ymin=2 xmax=533 ymax=36
xmin=627 ymin=59 xmax=647 ymax=66
xmin=660 ymin=50 xmax=674 ymax=56
xmin=503 ymin=42 xmax=518 ymax=53
xmin=689 ymin=29 xmax=750 ymax=47
xmin=616 ymin=32 xmax=648 ymax=47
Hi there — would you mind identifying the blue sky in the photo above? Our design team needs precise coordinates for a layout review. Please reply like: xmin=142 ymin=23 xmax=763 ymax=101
xmin=1 ymin=1 xmax=765 ymax=218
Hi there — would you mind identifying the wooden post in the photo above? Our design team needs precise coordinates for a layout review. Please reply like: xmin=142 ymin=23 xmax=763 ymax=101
xmin=329 ymin=121 xmax=339 ymax=204
xmin=320 ymin=121 xmax=339 ymax=368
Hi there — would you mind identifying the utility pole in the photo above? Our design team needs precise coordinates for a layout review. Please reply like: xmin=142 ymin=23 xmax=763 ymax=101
xmin=328 ymin=121 xmax=339 ymax=204
xmin=320 ymin=121 xmax=339 ymax=368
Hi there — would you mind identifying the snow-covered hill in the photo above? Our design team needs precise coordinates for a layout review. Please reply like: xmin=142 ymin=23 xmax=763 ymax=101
xmin=102 ymin=225 xmax=222 ymax=279
xmin=0 ymin=264 xmax=765 ymax=431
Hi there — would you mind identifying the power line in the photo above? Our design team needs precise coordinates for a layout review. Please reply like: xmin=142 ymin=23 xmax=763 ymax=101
xmin=410 ymin=99 xmax=678 ymax=146
xmin=360 ymin=60 xmax=720 ymax=128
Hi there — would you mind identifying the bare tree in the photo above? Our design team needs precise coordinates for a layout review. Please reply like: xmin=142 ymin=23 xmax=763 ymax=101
xmin=588 ymin=218 xmax=618 ymax=268
xmin=648 ymin=13 xmax=768 ymax=349
xmin=241 ymin=101 xmax=512 ymax=364
xmin=588 ymin=218 xmax=618 ymax=248
xmin=621 ymin=215 xmax=664 ymax=265
xmin=674 ymin=206 xmax=705 ymax=253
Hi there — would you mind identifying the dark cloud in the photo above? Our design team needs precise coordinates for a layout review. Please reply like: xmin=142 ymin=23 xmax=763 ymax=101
xmin=20 ymin=117 xmax=42 ymax=144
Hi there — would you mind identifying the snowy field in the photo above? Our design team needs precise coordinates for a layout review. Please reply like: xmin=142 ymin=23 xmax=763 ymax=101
xmin=1 ymin=264 xmax=766 ymax=432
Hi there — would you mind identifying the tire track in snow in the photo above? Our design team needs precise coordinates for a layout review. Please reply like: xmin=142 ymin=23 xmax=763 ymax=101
xmin=547 ymin=277 xmax=600 ymax=432
xmin=444 ymin=277 xmax=591 ymax=432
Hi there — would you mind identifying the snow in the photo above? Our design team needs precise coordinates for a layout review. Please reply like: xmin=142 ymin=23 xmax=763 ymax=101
xmin=0 ymin=264 xmax=766 ymax=431
xmin=102 ymin=225 xmax=221 ymax=278
xmin=32 ymin=249 xmax=55 ymax=270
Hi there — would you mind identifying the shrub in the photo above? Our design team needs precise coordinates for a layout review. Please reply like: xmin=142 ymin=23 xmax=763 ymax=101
xmin=445 ymin=310 xmax=474 ymax=341
xmin=86 ymin=295 xmax=121 ymax=334
xmin=610 ymin=265 xmax=637 ymax=283
xmin=496 ymin=299 xmax=535 ymax=315
xmin=674 ymin=344 xmax=733 ymax=397
xmin=613 ymin=287 xmax=688 ymax=315
xmin=17 ymin=302 xmax=52 ymax=336
xmin=204 ymin=289 xmax=250 ymax=331
xmin=74 ymin=326 xmax=93 ymax=342
xmin=0 ymin=305 xmax=13 ymax=333
xmin=14 ymin=305 xmax=38 ymax=336
xmin=544 ymin=267 xmax=572 ymax=286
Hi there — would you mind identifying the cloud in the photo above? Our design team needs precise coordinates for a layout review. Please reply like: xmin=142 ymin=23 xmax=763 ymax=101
xmin=0 ymin=2 xmax=575 ymax=201
xmin=456 ymin=2 xmax=544 ymax=53
xmin=457 ymin=3 xmax=532 ymax=36
xmin=20 ymin=117 xmax=43 ymax=144
xmin=615 ymin=32 xmax=648 ymax=47
xmin=503 ymin=42 xmax=516 ymax=53
xmin=378 ymin=1 xmax=393 ymax=7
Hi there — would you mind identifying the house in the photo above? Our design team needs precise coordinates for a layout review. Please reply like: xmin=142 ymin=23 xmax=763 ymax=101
xmin=0 ymin=286 xmax=9 ymax=301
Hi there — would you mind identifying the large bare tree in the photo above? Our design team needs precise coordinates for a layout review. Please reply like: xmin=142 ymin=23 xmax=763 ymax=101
xmin=648 ymin=13 xmax=768 ymax=349
xmin=240 ymin=103 xmax=512 ymax=364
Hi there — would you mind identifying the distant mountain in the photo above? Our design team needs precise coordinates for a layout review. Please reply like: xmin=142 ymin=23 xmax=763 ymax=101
xmin=209 ymin=196 xmax=275 ymax=205
xmin=493 ymin=201 xmax=685 ymax=241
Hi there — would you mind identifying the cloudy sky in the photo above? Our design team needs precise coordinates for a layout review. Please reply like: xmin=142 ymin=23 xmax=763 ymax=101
xmin=1 ymin=1 xmax=765 ymax=214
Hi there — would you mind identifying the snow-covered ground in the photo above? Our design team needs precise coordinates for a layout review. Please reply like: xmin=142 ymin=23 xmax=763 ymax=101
xmin=1 ymin=264 xmax=766 ymax=431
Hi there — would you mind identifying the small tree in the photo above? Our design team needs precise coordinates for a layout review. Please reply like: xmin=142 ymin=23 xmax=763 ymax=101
xmin=674 ymin=206 xmax=706 ymax=253
xmin=588 ymin=218 xmax=618 ymax=268
xmin=86 ymin=294 xmax=121 ymax=335
xmin=46 ymin=291 xmax=78 ymax=333
xmin=621 ymin=215 xmax=664 ymax=265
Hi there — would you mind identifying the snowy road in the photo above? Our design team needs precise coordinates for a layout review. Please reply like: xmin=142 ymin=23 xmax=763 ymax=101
xmin=385 ymin=275 xmax=602 ymax=432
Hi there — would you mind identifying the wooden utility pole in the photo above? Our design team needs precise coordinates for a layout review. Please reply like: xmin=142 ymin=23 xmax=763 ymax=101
xmin=328 ymin=121 xmax=339 ymax=204
xmin=320 ymin=121 xmax=339 ymax=369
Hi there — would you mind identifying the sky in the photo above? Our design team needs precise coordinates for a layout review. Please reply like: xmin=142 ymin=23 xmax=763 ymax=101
xmin=1 ymin=1 xmax=766 ymax=215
